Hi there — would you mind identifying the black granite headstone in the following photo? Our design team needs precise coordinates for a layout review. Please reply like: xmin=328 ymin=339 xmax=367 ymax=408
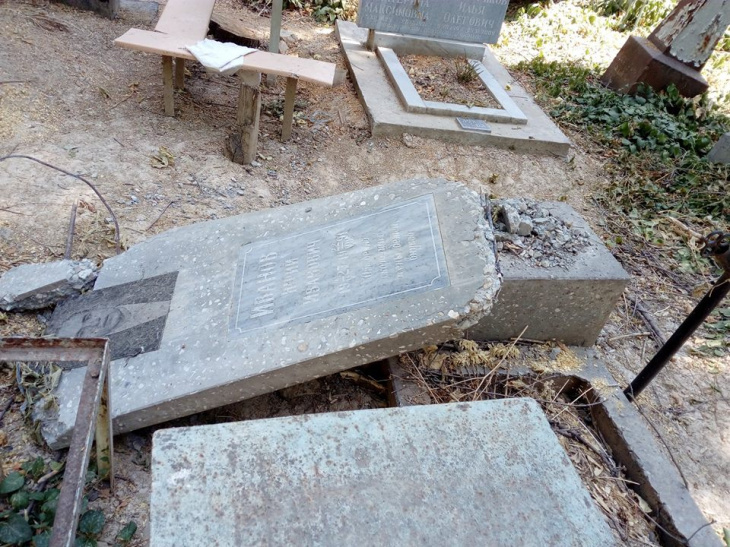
xmin=47 ymin=272 xmax=177 ymax=360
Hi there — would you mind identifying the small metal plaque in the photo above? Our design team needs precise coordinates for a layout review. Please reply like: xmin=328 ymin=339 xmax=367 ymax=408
xmin=230 ymin=194 xmax=450 ymax=335
xmin=456 ymin=118 xmax=492 ymax=132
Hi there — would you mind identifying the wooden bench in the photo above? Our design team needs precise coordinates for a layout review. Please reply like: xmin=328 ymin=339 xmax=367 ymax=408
xmin=114 ymin=0 xmax=344 ymax=161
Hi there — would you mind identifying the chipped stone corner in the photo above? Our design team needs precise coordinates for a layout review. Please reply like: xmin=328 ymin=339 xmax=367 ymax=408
xmin=454 ymin=188 xmax=501 ymax=331
xmin=0 ymin=259 xmax=99 ymax=312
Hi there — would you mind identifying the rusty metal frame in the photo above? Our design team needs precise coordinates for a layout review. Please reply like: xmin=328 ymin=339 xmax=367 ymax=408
xmin=0 ymin=338 xmax=114 ymax=547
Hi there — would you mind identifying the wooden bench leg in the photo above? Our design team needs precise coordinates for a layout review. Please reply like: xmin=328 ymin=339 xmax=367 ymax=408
xmin=174 ymin=58 xmax=185 ymax=90
xmin=281 ymin=77 xmax=298 ymax=142
xmin=162 ymin=56 xmax=174 ymax=116
xmin=227 ymin=71 xmax=261 ymax=165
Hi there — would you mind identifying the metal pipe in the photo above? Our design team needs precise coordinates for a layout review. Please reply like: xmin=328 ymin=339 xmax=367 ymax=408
xmin=625 ymin=231 xmax=730 ymax=401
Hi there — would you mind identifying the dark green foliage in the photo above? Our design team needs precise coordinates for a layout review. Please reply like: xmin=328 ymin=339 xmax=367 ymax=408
xmin=0 ymin=457 xmax=122 ymax=546
xmin=518 ymin=57 xmax=730 ymax=222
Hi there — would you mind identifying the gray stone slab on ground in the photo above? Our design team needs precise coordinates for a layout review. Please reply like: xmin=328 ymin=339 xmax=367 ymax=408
xmin=40 ymin=179 xmax=499 ymax=448
xmin=336 ymin=21 xmax=571 ymax=156
xmin=0 ymin=259 xmax=98 ymax=312
xmin=707 ymin=132 xmax=730 ymax=164
xmin=150 ymin=398 xmax=615 ymax=546
xmin=469 ymin=202 xmax=629 ymax=346
xmin=357 ymin=0 xmax=509 ymax=44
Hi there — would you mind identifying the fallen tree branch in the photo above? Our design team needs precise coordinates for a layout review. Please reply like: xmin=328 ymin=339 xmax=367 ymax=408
xmin=0 ymin=154 xmax=121 ymax=254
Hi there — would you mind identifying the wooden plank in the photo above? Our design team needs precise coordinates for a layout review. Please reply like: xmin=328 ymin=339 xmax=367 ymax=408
xmin=115 ymin=28 xmax=197 ymax=60
xmin=175 ymin=58 xmax=185 ymax=89
xmin=281 ymin=77 xmax=297 ymax=141
xmin=227 ymin=71 xmax=261 ymax=165
xmin=115 ymin=30 xmax=344 ymax=87
xmin=162 ymin=56 xmax=174 ymax=116
xmin=155 ymin=0 xmax=215 ymax=39
xmin=242 ymin=51 xmax=340 ymax=87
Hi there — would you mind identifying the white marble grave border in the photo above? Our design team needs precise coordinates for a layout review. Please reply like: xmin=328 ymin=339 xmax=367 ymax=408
xmin=377 ymin=47 xmax=527 ymax=125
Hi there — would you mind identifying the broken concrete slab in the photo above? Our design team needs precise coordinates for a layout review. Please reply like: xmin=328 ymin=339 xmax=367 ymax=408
xmin=150 ymin=398 xmax=615 ymax=546
xmin=40 ymin=179 xmax=499 ymax=448
xmin=336 ymin=21 xmax=571 ymax=156
xmin=468 ymin=201 xmax=630 ymax=346
xmin=0 ymin=259 xmax=98 ymax=312
xmin=707 ymin=132 xmax=730 ymax=164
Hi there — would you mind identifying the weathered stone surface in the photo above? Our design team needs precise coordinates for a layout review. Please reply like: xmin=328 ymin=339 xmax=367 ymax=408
xmin=707 ymin=132 xmax=730 ymax=164
xmin=0 ymin=259 xmax=98 ymax=312
xmin=648 ymin=0 xmax=730 ymax=69
xmin=150 ymin=398 xmax=615 ymax=546
xmin=47 ymin=272 xmax=177 ymax=360
xmin=39 ymin=179 xmax=499 ymax=448
xmin=601 ymin=35 xmax=708 ymax=97
xmin=357 ymin=0 xmax=509 ymax=44
xmin=469 ymin=202 xmax=630 ymax=346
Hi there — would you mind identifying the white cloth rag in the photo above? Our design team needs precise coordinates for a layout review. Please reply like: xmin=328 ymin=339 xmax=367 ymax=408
xmin=186 ymin=39 xmax=256 ymax=76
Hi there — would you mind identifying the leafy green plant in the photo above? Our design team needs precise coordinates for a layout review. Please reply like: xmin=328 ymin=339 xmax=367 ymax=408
xmin=590 ymin=0 xmax=674 ymax=31
xmin=0 ymin=457 xmax=136 ymax=546
xmin=518 ymin=57 xmax=729 ymax=222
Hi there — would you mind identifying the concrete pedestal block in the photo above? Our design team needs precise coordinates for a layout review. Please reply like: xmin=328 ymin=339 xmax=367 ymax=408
xmin=468 ymin=202 xmax=630 ymax=346
xmin=601 ymin=35 xmax=708 ymax=97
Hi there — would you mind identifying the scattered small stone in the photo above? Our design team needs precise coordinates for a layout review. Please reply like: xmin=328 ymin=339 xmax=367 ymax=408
xmin=402 ymin=133 xmax=417 ymax=148
xmin=251 ymin=160 xmax=262 ymax=168
xmin=492 ymin=198 xmax=591 ymax=269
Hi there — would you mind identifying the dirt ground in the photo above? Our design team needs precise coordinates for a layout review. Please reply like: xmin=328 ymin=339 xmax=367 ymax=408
xmin=0 ymin=0 xmax=728 ymax=544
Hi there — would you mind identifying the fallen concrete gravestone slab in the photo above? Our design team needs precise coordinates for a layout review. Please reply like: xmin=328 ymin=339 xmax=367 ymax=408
xmin=41 ymin=179 xmax=499 ymax=448
xmin=149 ymin=399 xmax=616 ymax=546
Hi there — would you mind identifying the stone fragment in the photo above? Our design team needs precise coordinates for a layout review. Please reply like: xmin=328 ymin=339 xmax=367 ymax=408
xmin=149 ymin=399 xmax=615 ymax=546
xmin=499 ymin=203 xmax=521 ymax=234
xmin=40 ymin=179 xmax=499 ymax=448
xmin=0 ymin=259 xmax=99 ymax=312
xmin=707 ymin=132 xmax=730 ymax=164
xmin=517 ymin=220 xmax=533 ymax=237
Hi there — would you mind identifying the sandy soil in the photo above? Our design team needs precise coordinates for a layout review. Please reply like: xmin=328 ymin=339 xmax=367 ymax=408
xmin=0 ymin=0 xmax=727 ymax=544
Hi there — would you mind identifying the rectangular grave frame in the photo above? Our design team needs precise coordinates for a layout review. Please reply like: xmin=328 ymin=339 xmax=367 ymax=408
xmin=230 ymin=194 xmax=450 ymax=336
xmin=377 ymin=47 xmax=527 ymax=124
xmin=0 ymin=337 xmax=114 ymax=547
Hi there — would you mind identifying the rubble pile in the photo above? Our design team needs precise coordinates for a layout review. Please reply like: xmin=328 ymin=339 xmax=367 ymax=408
xmin=492 ymin=198 xmax=591 ymax=269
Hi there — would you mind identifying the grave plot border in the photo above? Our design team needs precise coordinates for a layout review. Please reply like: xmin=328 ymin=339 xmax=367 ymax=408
xmin=378 ymin=47 xmax=527 ymax=124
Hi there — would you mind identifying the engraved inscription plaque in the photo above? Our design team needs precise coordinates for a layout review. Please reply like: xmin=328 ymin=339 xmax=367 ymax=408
xmin=230 ymin=194 xmax=449 ymax=335
xmin=456 ymin=118 xmax=492 ymax=132
xmin=357 ymin=0 xmax=509 ymax=45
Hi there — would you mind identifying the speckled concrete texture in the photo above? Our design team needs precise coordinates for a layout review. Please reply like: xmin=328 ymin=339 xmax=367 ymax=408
xmin=150 ymin=399 xmax=615 ymax=546
xmin=468 ymin=201 xmax=630 ymax=346
xmin=40 ymin=178 xmax=499 ymax=448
